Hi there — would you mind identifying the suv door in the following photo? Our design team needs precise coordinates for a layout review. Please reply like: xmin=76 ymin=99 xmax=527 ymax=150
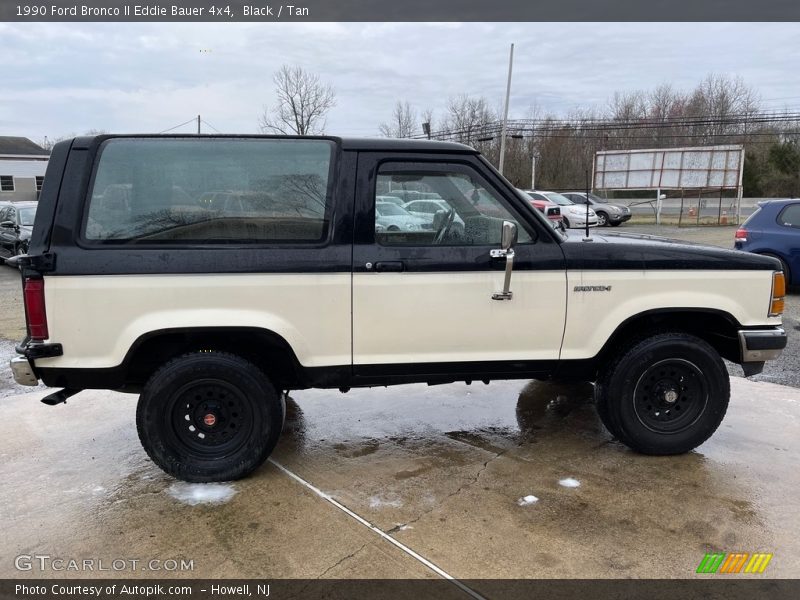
xmin=352 ymin=154 xmax=568 ymax=378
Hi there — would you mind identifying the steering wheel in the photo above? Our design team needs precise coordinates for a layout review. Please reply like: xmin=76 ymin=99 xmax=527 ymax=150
xmin=433 ymin=208 xmax=456 ymax=244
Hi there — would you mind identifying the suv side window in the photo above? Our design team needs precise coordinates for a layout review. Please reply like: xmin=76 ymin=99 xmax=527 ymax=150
xmin=84 ymin=138 xmax=335 ymax=244
xmin=375 ymin=167 xmax=532 ymax=246
xmin=778 ymin=204 xmax=800 ymax=229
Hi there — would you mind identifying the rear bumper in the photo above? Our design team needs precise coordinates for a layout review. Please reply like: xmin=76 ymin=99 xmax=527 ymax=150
xmin=10 ymin=338 xmax=63 ymax=386
xmin=10 ymin=356 xmax=38 ymax=386
xmin=739 ymin=328 xmax=787 ymax=362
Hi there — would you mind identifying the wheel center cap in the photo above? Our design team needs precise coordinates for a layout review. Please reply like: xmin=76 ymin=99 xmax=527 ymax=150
xmin=203 ymin=413 xmax=217 ymax=427
xmin=663 ymin=390 xmax=678 ymax=404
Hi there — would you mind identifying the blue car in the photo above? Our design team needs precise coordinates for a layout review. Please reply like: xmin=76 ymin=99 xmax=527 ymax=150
xmin=735 ymin=199 xmax=800 ymax=286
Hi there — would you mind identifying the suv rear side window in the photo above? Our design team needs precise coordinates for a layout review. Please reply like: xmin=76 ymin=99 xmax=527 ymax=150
xmin=778 ymin=203 xmax=800 ymax=229
xmin=84 ymin=138 xmax=335 ymax=243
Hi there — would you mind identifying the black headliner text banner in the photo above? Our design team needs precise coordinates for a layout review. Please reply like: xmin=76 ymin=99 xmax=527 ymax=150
xmin=1 ymin=0 xmax=800 ymax=22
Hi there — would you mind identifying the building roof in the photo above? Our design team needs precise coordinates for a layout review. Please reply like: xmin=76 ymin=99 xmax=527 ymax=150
xmin=0 ymin=136 xmax=48 ymax=156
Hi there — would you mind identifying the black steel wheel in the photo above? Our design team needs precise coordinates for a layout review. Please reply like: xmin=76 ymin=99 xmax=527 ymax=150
xmin=137 ymin=352 xmax=283 ymax=482
xmin=595 ymin=332 xmax=729 ymax=454
xmin=632 ymin=359 xmax=708 ymax=434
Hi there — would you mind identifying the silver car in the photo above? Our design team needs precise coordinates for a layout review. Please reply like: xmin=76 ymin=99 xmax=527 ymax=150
xmin=561 ymin=192 xmax=631 ymax=227
xmin=375 ymin=202 xmax=429 ymax=232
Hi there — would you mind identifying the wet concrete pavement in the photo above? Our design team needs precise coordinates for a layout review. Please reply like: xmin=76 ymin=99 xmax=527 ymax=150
xmin=3 ymin=377 xmax=799 ymax=581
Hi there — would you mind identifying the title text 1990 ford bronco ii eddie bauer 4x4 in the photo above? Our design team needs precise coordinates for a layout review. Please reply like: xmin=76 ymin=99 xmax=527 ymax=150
xmin=9 ymin=135 xmax=787 ymax=482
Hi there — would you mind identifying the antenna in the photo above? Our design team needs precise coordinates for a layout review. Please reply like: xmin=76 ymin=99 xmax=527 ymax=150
xmin=584 ymin=169 xmax=591 ymax=239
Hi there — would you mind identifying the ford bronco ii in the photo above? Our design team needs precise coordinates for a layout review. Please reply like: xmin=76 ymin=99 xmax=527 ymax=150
xmin=9 ymin=135 xmax=787 ymax=482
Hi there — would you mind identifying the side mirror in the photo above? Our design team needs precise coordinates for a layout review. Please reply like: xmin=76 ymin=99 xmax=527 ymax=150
xmin=1 ymin=220 xmax=15 ymax=229
xmin=500 ymin=220 xmax=518 ymax=251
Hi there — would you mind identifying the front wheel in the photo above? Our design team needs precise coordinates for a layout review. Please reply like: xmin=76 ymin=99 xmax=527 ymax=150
xmin=595 ymin=332 xmax=729 ymax=454
xmin=596 ymin=211 xmax=609 ymax=227
xmin=136 ymin=352 xmax=284 ymax=482
xmin=562 ymin=217 xmax=571 ymax=229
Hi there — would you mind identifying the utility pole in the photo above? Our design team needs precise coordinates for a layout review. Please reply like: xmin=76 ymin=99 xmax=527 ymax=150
xmin=197 ymin=115 xmax=201 ymax=135
xmin=530 ymin=152 xmax=538 ymax=190
xmin=498 ymin=43 xmax=514 ymax=176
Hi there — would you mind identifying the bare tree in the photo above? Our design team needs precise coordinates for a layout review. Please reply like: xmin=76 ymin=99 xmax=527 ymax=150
xmin=444 ymin=94 xmax=496 ymax=144
xmin=259 ymin=65 xmax=336 ymax=135
xmin=379 ymin=101 xmax=417 ymax=138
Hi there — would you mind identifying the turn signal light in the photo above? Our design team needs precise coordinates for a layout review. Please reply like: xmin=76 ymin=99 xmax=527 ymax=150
xmin=770 ymin=272 xmax=785 ymax=317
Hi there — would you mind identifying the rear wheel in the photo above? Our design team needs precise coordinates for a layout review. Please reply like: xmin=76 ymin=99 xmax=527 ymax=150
xmin=562 ymin=217 xmax=571 ymax=229
xmin=595 ymin=332 xmax=729 ymax=454
xmin=136 ymin=352 xmax=283 ymax=482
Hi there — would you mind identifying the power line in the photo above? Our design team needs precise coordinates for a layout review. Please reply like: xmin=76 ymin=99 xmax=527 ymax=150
xmin=158 ymin=118 xmax=198 ymax=134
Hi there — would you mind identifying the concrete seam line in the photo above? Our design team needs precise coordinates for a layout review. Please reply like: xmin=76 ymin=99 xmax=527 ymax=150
xmin=268 ymin=458 xmax=486 ymax=600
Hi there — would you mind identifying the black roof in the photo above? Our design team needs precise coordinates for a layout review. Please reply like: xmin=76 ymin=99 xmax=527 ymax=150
xmin=0 ymin=136 xmax=48 ymax=156
xmin=338 ymin=137 xmax=474 ymax=152
xmin=68 ymin=134 xmax=476 ymax=153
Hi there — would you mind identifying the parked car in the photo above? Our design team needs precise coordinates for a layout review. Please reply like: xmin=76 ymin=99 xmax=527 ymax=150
xmin=375 ymin=201 xmax=429 ymax=231
xmin=0 ymin=201 xmax=37 ymax=262
xmin=561 ymin=192 xmax=631 ymax=227
xmin=9 ymin=135 xmax=786 ymax=482
xmin=402 ymin=198 xmax=465 ymax=234
xmin=523 ymin=190 xmax=598 ymax=229
xmin=376 ymin=195 xmax=405 ymax=207
xmin=734 ymin=199 xmax=800 ymax=286
xmin=515 ymin=188 xmax=563 ymax=226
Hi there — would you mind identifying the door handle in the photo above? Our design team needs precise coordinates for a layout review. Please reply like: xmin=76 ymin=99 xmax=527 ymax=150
xmin=373 ymin=261 xmax=404 ymax=272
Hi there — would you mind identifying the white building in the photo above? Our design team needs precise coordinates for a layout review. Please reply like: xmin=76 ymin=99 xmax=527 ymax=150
xmin=0 ymin=137 xmax=49 ymax=202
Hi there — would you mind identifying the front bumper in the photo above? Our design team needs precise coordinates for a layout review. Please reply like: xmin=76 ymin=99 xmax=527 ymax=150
xmin=739 ymin=328 xmax=787 ymax=362
xmin=610 ymin=212 xmax=632 ymax=223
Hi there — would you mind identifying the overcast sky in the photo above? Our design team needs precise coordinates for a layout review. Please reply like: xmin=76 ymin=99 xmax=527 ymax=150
xmin=1 ymin=22 xmax=798 ymax=143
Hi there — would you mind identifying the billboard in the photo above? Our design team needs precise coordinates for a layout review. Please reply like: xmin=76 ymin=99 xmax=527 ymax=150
xmin=593 ymin=145 xmax=744 ymax=191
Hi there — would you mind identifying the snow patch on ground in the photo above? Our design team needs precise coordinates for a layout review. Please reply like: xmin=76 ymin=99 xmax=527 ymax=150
xmin=517 ymin=495 xmax=539 ymax=506
xmin=167 ymin=482 xmax=238 ymax=506
xmin=369 ymin=495 xmax=403 ymax=509
xmin=559 ymin=477 xmax=581 ymax=488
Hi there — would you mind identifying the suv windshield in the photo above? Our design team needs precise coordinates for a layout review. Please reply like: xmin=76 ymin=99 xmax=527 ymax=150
xmin=587 ymin=193 xmax=608 ymax=204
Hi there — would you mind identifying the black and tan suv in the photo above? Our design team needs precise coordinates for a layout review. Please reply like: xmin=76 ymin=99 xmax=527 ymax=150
xmin=9 ymin=135 xmax=787 ymax=482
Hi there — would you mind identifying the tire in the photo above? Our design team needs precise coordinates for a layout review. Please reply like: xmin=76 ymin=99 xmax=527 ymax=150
xmin=609 ymin=222 xmax=621 ymax=227
xmin=136 ymin=352 xmax=284 ymax=482
xmin=562 ymin=217 xmax=571 ymax=229
xmin=595 ymin=332 xmax=729 ymax=455
xmin=596 ymin=212 xmax=609 ymax=227
xmin=16 ymin=244 xmax=27 ymax=256
xmin=387 ymin=225 xmax=400 ymax=232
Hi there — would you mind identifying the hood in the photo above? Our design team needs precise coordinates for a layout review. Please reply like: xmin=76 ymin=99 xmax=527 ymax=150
xmin=561 ymin=230 xmax=781 ymax=271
